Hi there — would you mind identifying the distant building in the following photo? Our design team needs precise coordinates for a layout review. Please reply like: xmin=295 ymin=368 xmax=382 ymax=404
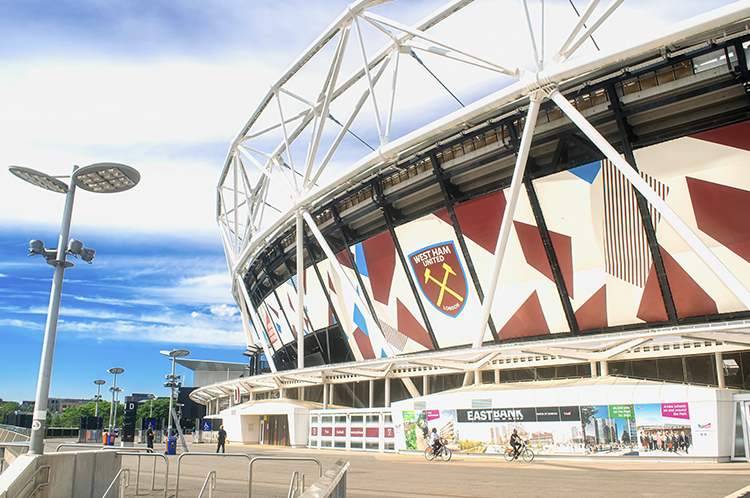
xmin=47 ymin=398 xmax=90 ymax=413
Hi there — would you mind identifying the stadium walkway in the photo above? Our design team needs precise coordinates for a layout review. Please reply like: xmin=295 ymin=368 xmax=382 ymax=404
xmin=46 ymin=439 xmax=750 ymax=498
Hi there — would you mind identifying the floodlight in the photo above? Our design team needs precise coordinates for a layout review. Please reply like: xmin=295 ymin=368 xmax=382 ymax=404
xmin=68 ymin=239 xmax=83 ymax=255
xmin=9 ymin=166 xmax=68 ymax=194
xmin=72 ymin=163 xmax=140 ymax=193
xmin=79 ymin=247 xmax=96 ymax=264
xmin=29 ymin=240 xmax=45 ymax=256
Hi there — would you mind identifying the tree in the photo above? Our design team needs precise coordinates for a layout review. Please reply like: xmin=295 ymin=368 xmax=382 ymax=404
xmin=50 ymin=401 xmax=125 ymax=428
xmin=0 ymin=401 xmax=20 ymax=417
xmin=136 ymin=398 xmax=170 ymax=420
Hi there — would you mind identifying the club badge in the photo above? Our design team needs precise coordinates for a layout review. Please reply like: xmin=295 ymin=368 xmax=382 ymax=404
xmin=409 ymin=241 xmax=468 ymax=317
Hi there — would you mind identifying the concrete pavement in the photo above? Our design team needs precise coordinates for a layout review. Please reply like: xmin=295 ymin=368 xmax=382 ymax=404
xmin=47 ymin=439 xmax=750 ymax=498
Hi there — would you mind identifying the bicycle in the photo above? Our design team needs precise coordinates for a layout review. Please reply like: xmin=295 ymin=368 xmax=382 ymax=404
xmin=504 ymin=440 xmax=534 ymax=462
xmin=424 ymin=440 xmax=453 ymax=461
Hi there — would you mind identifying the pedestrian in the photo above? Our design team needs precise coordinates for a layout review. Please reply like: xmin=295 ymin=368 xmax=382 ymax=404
xmin=217 ymin=425 xmax=227 ymax=453
xmin=146 ymin=426 xmax=155 ymax=449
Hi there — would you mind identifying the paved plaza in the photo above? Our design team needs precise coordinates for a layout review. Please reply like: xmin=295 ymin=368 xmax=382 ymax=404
xmin=72 ymin=439 xmax=750 ymax=498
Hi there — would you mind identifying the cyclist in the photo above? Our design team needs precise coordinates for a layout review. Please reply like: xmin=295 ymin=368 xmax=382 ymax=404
xmin=429 ymin=427 xmax=442 ymax=456
xmin=509 ymin=428 xmax=522 ymax=459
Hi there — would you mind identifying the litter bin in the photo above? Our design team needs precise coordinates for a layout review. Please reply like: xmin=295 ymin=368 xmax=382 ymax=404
xmin=108 ymin=432 xmax=117 ymax=446
xmin=166 ymin=436 xmax=177 ymax=455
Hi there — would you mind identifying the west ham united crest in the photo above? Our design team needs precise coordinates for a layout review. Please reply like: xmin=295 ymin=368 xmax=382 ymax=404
xmin=409 ymin=241 xmax=468 ymax=317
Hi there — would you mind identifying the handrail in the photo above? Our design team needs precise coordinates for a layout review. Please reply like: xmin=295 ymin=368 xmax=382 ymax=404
xmin=101 ymin=468 xmax=129 ymax=498
xmin=55 ymin=444 xmax=154 ymax=453
xmin=287 ymin=471 xmax=305 ymax=498
xmin=249 ymin=457 xmax=321 ymax=498
xmin=11 ymin=465 xmax=50 ymax=498
xmin=198 ymin=470 xmax=217 ymax=498
xmin=116 ymin=451 xmax=169 ymax=498
xmin=175 ymin=452 xmax=253 ymax=498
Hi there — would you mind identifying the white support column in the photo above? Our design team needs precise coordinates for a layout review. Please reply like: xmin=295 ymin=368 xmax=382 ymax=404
xmin=600 ymin=360 xmax=609 ymax=377
xmin=385 ymin=377 xmax=391 ymax=408
xmin=423 ymin=375 xmax=430 ymax=396
xmin=472 ymin=94 xmax=543 ymax=348
xmin=329 ymin=384 xmax=335 ymax=406
xmin=369 ymin=380 xmax=374 ymax=408
xmin=494 ymin=369 xmax=500 ymax=384
xmin=237 ymin=277 xmax=278 ymax=373
xmin=299 ymin=387 xmax=305 ymax=401
xmin=402 ymin=377 xmax=421 ymax=398
xmin=716 ymin=352 xmax=726 ymax=389
xmin=323 ymin=380 xmax=329 ymax=409
xmin=550 ymin=89 xmax=750 ymax=309
xmin=296 ymin=209 xmax=305 ymax=371
xmin=590 ymin=361 xmax=597 ymax=378
xmin=474 ymin=370 xmax=482 ymax=386
xmin=302 ymin=209 xmax=395 ymax=357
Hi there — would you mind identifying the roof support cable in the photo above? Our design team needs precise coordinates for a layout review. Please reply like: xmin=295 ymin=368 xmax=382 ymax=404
xmin=327 ymin=113 xmax=375 ymax=151
xmin=569 ymin=0 xmax=600 ymax=52
xmin=409 ymin=49 xmax=465 ymax=108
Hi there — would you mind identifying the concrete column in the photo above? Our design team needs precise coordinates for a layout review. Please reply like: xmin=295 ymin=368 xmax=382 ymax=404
xmin=716 ymin=352 xmax=726 ymax=388
xmin=329 ymin=384 xmax=335 ymax=406
xmin=590 ymin=361 xmax=597 ymax=378
xmin=385 ymin=377 xmax=391 ymax=408
xmin=600 ymin=360 xmax=609 ymax=376
xmin=495 ymin=369 xmax=500 ymax=384
xmin=423 ymin=375 xmax=430 ymax=396
xmin=369 ymin=380 xmax=374 ymax=408
xmin=474 ymin=370 xmax=482 ymax=386
xmin=323 ymin=381 xmax=329 ymax=409
xmin=299 ymin=387 xmax=305 ymax=401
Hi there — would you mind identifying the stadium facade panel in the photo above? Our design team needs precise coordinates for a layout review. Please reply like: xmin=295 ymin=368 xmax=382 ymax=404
xmin=194 ymin=0 xmax=750 ymax=459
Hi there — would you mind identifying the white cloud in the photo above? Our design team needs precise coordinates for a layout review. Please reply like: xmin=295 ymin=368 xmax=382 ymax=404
xmin=67 ymin=319 xmax=245 ymax=347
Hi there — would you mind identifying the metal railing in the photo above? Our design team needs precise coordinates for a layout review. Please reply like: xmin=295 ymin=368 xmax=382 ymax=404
xmin=175 ymin=453 xmax=253 ymax=498
xmin=0 ymin=442 xmax=30 ymax=475
xmin=198 ymin=471 xmax=216 ymax=498
xmin=287 ymin=471 xmax=305 ymax=498
xmin=101 ymin=468 xmax=130 ymax=498
xmin=116 ymin=451 xmax=169 ymax=498
xmin=174 ymin=453 xmax=323 ymax=498
xmin=248 ymin=457 xmax=322 ymax=498
xmin=299 ymin=459 xmax=349 ymax=498
xmin=55 ymin=444 xmax=154 ymax=453
xmin=11 ymin=465 xmax=50 ymax=498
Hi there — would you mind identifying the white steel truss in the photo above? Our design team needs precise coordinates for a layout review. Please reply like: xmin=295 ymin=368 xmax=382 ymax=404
xmin=214 ymin=0 xmax=750 ymax=404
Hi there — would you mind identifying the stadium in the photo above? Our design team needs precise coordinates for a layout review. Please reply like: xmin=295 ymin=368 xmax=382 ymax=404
xmin=189 ymin=0 xmax=750 ymax=459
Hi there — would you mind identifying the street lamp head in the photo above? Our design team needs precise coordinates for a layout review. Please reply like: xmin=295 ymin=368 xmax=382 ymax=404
xmin=72 ymin=163 xmax=140 ymax=193
xmin=8 ymin=166 xmax=68 ymax=194
xmin=160 ymin=349 xmax=190 ymax=358
xmin=94 ymin=379 xmax=106 ymax=385
xmin=107 ymin=367 xmax=125 ymax=375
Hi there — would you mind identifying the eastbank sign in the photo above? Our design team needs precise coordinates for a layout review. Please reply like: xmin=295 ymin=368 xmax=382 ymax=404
xmin=456 ymin=406 xmax=581 ymax=423
xmin=457 ymin=408 xmax=537 ymax=423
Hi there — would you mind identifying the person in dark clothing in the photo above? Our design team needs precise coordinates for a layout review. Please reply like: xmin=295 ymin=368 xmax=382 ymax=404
xmin=217 ymin=425 xmax=227 ymax=453
xmin=510 ymin=429 xmax=523 ymax=459
xmin=146 ymin=426 xmax=155 ymax=449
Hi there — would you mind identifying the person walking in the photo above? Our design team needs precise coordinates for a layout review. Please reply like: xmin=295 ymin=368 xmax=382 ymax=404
xmin=217 ymin=425 xmax=227 ymax=453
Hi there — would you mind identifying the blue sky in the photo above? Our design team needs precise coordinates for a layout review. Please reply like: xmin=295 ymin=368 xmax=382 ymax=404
xmin=0 ymin=0 xmax=737 ymax=403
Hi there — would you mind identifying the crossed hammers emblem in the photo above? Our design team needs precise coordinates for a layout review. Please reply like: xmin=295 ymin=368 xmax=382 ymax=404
xmin=424 ymin=263 xmax=465 ymax=307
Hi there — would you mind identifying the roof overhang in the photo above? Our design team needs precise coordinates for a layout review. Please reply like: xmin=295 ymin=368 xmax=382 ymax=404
xmin=190 ymin=319 xmax=750 ymax=404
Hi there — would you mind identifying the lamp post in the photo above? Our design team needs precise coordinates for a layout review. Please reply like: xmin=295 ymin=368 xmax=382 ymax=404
xmin=93 ymin=379 xmax=106 ymax=418
xmin=9 ymin=163 xmax=140 ymax=455
xmin=107 ymin=367 xmax=125 ymax=432
xmin=147 ymin=393 xmax=156 ymax=417
xmin=161 ymin=349 xmax=190 ymax=438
